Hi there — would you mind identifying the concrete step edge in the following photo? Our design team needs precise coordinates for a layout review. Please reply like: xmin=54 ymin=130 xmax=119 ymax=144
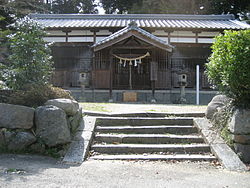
xmin=96 ymin=134 xmax=202 ymax=139
xmin=92 ymin=143 xmax=210 ymax=149
xmin=90 ymin=154 xmax=216 ymax=161
xmin=95 ymin=117 xmax=194 ymax=126
xmin=84 ymin=111 xmax=205 ymax=118
xmin=96 ymin=125 xmax=195 ymax=129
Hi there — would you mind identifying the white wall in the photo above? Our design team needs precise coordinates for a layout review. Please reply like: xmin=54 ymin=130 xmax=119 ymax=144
xmin=45 ymin=29 xmax=219 ymax=44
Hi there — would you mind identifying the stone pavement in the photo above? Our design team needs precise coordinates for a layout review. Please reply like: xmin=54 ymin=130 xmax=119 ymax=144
xmin=1 ymin=104 xmax=249 ymax=187
xmin=0 ymin=154 xmax=249 ymax=188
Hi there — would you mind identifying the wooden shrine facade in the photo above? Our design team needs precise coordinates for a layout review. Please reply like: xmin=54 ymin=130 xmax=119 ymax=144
xmin=91 ymin=24 xmax=174 ymax=93
xmin=30 ymin=14 xmax=250 ymax=91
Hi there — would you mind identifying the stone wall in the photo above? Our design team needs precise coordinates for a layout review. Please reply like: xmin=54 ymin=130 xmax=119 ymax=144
xmin=0 ymin=99 xmax=82 ymax=157
xmin=206 ymin=95 xmax=250 ymax=163
xmin=229 ymin=109 xmax=250 ymax=163
xmin=70 ymin=89 xmax=217 ymax=105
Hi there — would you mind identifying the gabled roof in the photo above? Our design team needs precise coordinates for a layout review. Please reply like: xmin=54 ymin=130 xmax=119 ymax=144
xmin=92 ymin=22 xmax=174 ymax=52
xmin=30 ymin=14 xmax=250 ymax=30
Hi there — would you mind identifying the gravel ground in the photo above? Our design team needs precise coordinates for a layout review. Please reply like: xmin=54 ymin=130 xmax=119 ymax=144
xmin=80 ymin=103 xmax=207 ymax=113
xmin=0 ymin=154 xmax=250 ymax=188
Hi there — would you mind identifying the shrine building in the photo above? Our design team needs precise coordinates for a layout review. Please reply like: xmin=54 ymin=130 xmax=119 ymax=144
xmin=30 ymin=14 xmax=250 ymax=103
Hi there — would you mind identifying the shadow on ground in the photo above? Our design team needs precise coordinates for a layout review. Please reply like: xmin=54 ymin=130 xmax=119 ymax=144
xmin=0 ymin=154 xmax=70 ymax=182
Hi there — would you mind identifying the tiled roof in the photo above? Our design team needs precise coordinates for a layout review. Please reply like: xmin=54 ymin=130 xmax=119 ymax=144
xmin=30 ymin=14 xmax=250 ymax=30
xmin=92 ymin=22 xmax=174 ymax=51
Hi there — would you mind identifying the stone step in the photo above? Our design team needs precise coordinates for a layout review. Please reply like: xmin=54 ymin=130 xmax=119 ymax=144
xmin=96 ymin=125 xmax=198 ymax=134
xmin=91 ymin=143 xmax=211 ymax=154
xmin=96 ymin=118 xmax=193 ymax=126
xmin=90 ymin=154 xmax=216 ymax=161
xmin=95 ymin=134 xmax=204 ymax=144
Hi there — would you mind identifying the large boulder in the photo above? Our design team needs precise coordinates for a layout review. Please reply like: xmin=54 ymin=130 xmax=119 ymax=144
xmin=229 ymin=109 xmax=250 ymax=134
xmin=205 ymin=95 xmax=230 ymax=119
xmin=29 ymin=143 xmax=46 ymax=154
xmin=234 ymin=144 xmax=250 ymax=163
xmin=68 ymin=109 xmax=82 ymax=133
xmin=45 ymin=99 xmax=79 ymax=116
xmin=0 ymin=129 xmax=5 ymax=148
xmin=35 ymin=105 xmax=71 ymax=147
xmin=7 ymin=131 xmax=36 ymax=151
xmin=0 ymin=103 xmax=34 ymax=129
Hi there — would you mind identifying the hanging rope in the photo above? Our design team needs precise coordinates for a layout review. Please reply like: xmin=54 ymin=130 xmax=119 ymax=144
xmin=112 ymin=52 xmax=150 ymax=67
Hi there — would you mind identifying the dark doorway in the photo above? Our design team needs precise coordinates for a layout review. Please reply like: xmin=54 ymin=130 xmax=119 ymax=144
xmin=113 ymin=49 xmax=151 ymax=89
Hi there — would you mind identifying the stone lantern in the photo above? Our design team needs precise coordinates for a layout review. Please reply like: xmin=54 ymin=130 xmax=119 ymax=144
xmin=177 ymin=72 xmax=188 ymax=104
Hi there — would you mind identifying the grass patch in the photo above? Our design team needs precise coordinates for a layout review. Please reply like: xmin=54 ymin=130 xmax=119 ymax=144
xmin=80 ymin=103 xmax=110 ymax=112
xmin=5 ymin=168 xmax=26 ymax=174
xmin=221 ymin=127 xmax=233 ymax=148
xmin=148 ymin=109 xmax=156 ymax=112
xmin=211 ymin=102 xmax=234 ymax=148
xmin=80 ymin=102 xmax=207 ymax=113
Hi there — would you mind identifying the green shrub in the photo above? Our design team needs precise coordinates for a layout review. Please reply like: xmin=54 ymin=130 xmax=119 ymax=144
xmin=7 ymin=84 xmax=74 ymax=108
xmin=206 ymin=30 xmax=250 ymax=108
xmin=6 ymin=17 xmax=53 ymax=90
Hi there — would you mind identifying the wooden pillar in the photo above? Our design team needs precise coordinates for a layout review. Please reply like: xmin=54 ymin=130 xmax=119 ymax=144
xmin=165 ymin=30 xmax=173 ymax=44
xmin=129 ymin=64 xmax=132 ymax=90
xmin=91 ymin=29 xmax=99 ymax=44
xmin=168 ymin=52 xmax=173 ymax=89
xmin=92 ymin=50 xmax=96 ymax=101
xmin=193 ymin=31 xmax=201 ymax=44
xmin=63 ymin=30 xmax=71 ymax=42
xmin=93 ymin=30 xmax=96 ymax=43
xmin=109 ymin=48 xmax=113 ymax=102
xmin=152 ymin=80 xmax=156 ymax=101
xmin=195 ymin=32 xmax=198 ymax=43
xmin=65 ymin=31 xmax=68 ymax=42
xmin=168 ymin=31 xmax=171 ymax=44
xmin=151 ymin=49 xmax=157 ymax=103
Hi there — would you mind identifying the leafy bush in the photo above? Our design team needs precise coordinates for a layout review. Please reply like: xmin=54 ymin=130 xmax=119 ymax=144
xmin=5 ymin=17 xmax=53 ymax=90
xmin=206 ymin=30 xmax=250 ymax=108
xmin=0 ymin=90 xmax=13 ymax=103
xmin=7 ymin=84 xmax=74 ymax=108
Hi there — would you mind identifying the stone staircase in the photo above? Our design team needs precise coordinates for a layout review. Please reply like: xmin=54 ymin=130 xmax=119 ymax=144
xmin=89 ymin=117 xmax=216 ymax=161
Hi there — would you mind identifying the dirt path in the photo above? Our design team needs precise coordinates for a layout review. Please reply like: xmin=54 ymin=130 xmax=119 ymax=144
xmin=0 ymin=154 xmax=249 ymax=188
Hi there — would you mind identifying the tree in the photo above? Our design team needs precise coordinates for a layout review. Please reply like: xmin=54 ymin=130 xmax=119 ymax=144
xmin=51 ymin=0 xmax=97 ymax=14
xmin=6 ymin=17 xmax=54 ymax=90
xmin=206 ymin=30 xmax=250 ymax=108
xmin=0 ymin=6 xmax=14 ymax=88
xmin=1 ymin=0 xmax=98 ymax=17
xmin=4 ymin=0 xmax=48 ymax=17
xmin=207 ymin=0 xmax=250 ymax=18
xmin=130 ymin=0 xmax=208 ymax=14
xmin=102 ymin=0 xmax=250 ymax=18
xmin=101 ymin=0 xmax=141 ymax=14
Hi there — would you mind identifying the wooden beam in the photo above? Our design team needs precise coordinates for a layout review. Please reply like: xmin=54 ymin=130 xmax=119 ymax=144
xmin=112 ymin=45 xmax=152 ymax=49
xmin=93 ymin=29 xmax=173 ymax=52
xmin=94 ymin=32 xmax=134 ymax=52
xmin=134 ymin=32 xmax=172 ymax=52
